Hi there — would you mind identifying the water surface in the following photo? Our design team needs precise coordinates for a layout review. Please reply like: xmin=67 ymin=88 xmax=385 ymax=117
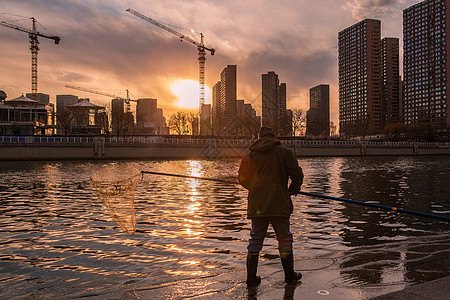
xmin=0 ymin=156 xmax=449 ymax=298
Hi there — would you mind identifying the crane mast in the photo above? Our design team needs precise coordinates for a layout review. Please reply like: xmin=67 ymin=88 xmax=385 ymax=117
xmin=126 ymin=8 xmax=215 ymax=109
xmin=0 ymin=17 xmax=60 ymax=101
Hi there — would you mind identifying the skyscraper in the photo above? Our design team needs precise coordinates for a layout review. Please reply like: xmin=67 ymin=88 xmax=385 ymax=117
xmin=262 ymin=71 xmax=288 ymax=135
xmin=403 ymin=0 xmax=449 ymax=128
xmin=220 ymin=65 xmax=237 ymax=131
xmin=307 ymin=84 xmax=330 ymax=137
xmin=212 ymin=65 xmax=261 ymax=137
xmin=211 ymin=82 xmax=221 ymax=134
xmin=381 ymin=37 xmax=401 ymax=127
xmin=338 ymin=19 xmax=382 ymax=137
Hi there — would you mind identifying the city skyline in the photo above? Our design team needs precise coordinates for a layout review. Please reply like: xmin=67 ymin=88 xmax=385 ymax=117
xmin=0 ymin=0 xmax=419 ymax=126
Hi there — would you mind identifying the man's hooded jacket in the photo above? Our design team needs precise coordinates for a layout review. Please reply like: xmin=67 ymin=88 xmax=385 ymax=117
xmin=238 ymin=128 xmax=303 ymax=219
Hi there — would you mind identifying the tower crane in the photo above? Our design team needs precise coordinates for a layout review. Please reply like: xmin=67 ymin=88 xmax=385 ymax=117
xmin=0 ymin=17 xmax=60 ymax=101
xmin=126 ymin=8 xmax=215 ymax=110
xmin=65 ymin=84 xmax=137 ymax=113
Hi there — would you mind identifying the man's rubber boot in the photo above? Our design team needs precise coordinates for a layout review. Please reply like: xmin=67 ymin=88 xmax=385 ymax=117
xmin=246 ymin=253 xmax=261 ymax=287
xmin=279 ymin=250 xmax=302 ymax=284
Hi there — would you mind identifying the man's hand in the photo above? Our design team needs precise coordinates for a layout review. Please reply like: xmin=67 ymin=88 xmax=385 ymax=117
xmin=288 ymin=183 xmax=301 ymax=196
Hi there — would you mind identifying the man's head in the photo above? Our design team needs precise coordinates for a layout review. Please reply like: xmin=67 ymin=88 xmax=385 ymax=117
xmin=259 ymin=127 xmax=275 ymax=138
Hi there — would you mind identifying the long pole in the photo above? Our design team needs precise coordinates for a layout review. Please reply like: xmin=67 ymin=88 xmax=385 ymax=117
xmin=141 ymin=170 xmax=450 ymax=223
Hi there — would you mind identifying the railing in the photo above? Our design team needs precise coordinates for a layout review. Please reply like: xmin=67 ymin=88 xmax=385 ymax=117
xmin=0 ymin=136 xmax=95 ymax=144
xmin=0 ymin=135 xmax=449 ymax=148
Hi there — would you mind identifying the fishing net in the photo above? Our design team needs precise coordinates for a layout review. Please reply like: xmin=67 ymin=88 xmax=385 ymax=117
xmin=90 ymin=166 xmax=141 ymax=234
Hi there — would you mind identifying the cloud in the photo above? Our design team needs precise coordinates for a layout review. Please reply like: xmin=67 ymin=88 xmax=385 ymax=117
xmin=1 ymin=0 xmax=414 ymax=122
xmin=346 ymin=0 xmax=402 ymax=19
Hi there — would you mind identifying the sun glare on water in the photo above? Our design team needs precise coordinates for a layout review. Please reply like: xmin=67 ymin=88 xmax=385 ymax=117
xmin=170 ymin=79 xmax=211 ymax=109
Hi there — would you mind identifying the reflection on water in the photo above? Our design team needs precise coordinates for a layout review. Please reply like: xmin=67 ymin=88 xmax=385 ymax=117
xmin=0 ymin=157 xmax=449 ymax=298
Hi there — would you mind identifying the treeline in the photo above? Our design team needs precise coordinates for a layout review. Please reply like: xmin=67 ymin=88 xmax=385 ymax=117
xmin=383 ymin=123 xmax=448 ymax=142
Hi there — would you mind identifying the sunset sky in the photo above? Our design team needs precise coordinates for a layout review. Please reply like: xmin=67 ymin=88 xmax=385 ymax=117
xmin=1 ymin=0 xmax=419 ymax=123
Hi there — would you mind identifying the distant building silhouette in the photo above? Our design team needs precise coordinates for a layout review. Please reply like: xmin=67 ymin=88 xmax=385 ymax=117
xmin=307 ymin=84 xmax=330 ymax=138
xmin=211 ymin=82 xmax=222 ymax=135
xmin=220 ymin=65 xmax=237 ymax=132
xmin=200 ymin=103 xmax=212 ymax=135
xmin=403 ymin=0 xmax=449 ymax=128
xmin=26 ymin=92 xmax=49 ymax=105
xmin=262 ymin=71 xmax=290 ymax=136
xmin=211 ymin=65 xmax=260 ymax=137
xmin=56 ymin=94 xmax=78 ymax=111
xmin=111 ymin=98 xmax=134 ymax=136
xmin=136 ymin=98 xmax=167 ymax=135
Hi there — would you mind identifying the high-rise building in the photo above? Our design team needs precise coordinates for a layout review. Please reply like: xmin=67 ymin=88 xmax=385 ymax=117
xmin=262 ymin=71 xmax=289 ymax=135
xmin=200 ymin=103 xmax=212 ymax=135
xmin=136 ymin=98 xmax=158 ymax=134
xmin=338 ymin=19 xmax=382 ymax=137
xmin=219 ymin=65 xmax=237 ymax=131
xmin=403 ymin=0 xmax=449 ymax=127
xmin=111 ymin=98 xmax=125 ymax=135
xmin=212 ymin=82 xmax=221 ymax=119
xmin=307 ymin=84 xmax=330 ymax=137
xmin=211 ymin=65 xmax=260 ymax=137
xmin=381 ymin=37 xmax=401 ymax=127
xmin=211 ymin=82 xmax=222 ymax=135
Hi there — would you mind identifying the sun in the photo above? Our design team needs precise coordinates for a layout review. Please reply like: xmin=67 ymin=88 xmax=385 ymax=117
xmin=170 ymin=79 xmax=211 ymax=109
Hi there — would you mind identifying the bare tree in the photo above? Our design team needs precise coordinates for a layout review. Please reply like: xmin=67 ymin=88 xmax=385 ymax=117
xmin=355 ymin=114 xmax=371 ymax=140
xmin=95 ymin=111 xmax=110 ymax=135
xmin=169 ymin=111 xmax=196 ymax=135
xmin=292 ymin=108 xmax=307 ymax=137
xmin=330 ymin=121 xmax=337 ymax=137
xmin=56 ymin=107 xmax=74 ymax=136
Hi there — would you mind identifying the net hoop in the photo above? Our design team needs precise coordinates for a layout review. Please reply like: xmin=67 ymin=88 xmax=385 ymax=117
xmin=90 ymin=166 xmax=140 ymax=234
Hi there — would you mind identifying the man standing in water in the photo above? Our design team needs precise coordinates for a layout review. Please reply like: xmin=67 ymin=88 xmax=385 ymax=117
xmin=238 ymin=126 xmax=303 ymax=287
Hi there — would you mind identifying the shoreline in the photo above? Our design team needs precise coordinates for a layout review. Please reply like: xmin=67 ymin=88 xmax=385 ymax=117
xmin=1 ymin=137 xmax=449 ymax=160
xmin=1 ymin=135 xmax=450 ymax=160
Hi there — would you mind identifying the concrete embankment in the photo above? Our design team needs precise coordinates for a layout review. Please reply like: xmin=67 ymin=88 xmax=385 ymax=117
xmin=0 ymin=136 xmax=449 ymax=160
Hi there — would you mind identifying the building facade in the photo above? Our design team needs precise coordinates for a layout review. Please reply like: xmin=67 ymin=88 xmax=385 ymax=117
xmin=111 ymin=98 xmax=134 ymax=136
xmin=0 ymin=94 xmax=49 ymax=135
xmin=262 ymin=71 xmax=289 ymax=135
xmin=200 ymin=103 xmax=212 ymax=135
xmin=381 ymin=37 xmax=401 ymax=127
xmin=338 ymin=19 xmax=382 ymax=137
xmin=403 ymin=0 xmax=449 ymax=128
xmin=219 ymin=65 xmax=237 ymax=132
xmin=136 ymin=98 xmax=158 ymax=134
xmin=307 ymin=84 xmax=330 ymax=137
xmin=211 ymin=65 xmax=261 ymax=137
xmin=56 ymin=94 xmax=78 ymax=111
xmin=211 ymin=82 xmax=222 ymax=135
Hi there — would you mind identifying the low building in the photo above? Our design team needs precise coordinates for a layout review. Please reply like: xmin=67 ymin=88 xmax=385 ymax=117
xmin=0 ymin=94 xmax=51 ymax=135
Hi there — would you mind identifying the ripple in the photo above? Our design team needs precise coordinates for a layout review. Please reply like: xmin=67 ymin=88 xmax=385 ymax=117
xmin=0 ymin=157 xmax=449 ymax=298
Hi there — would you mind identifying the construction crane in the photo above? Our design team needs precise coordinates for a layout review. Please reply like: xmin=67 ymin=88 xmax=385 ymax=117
xmin=65 ymin=84 xmax=137 ymax=113
xmin=0 ymin=16 xmax=60 ymax=101
xmin=126 ymin=8 xmax=215 ymax=110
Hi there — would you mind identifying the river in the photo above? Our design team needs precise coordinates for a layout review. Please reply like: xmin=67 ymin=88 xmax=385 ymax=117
xmin=0 ymin=156 xmax=449 ymax=299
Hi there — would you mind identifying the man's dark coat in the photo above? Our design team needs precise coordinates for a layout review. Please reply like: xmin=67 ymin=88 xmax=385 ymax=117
xmin=238 ymin=135 xmax=302 ymax=219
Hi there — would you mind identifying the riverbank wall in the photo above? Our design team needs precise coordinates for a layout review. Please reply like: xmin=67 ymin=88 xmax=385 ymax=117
xmin=0 ymin=136 xmax=449 ymax=160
